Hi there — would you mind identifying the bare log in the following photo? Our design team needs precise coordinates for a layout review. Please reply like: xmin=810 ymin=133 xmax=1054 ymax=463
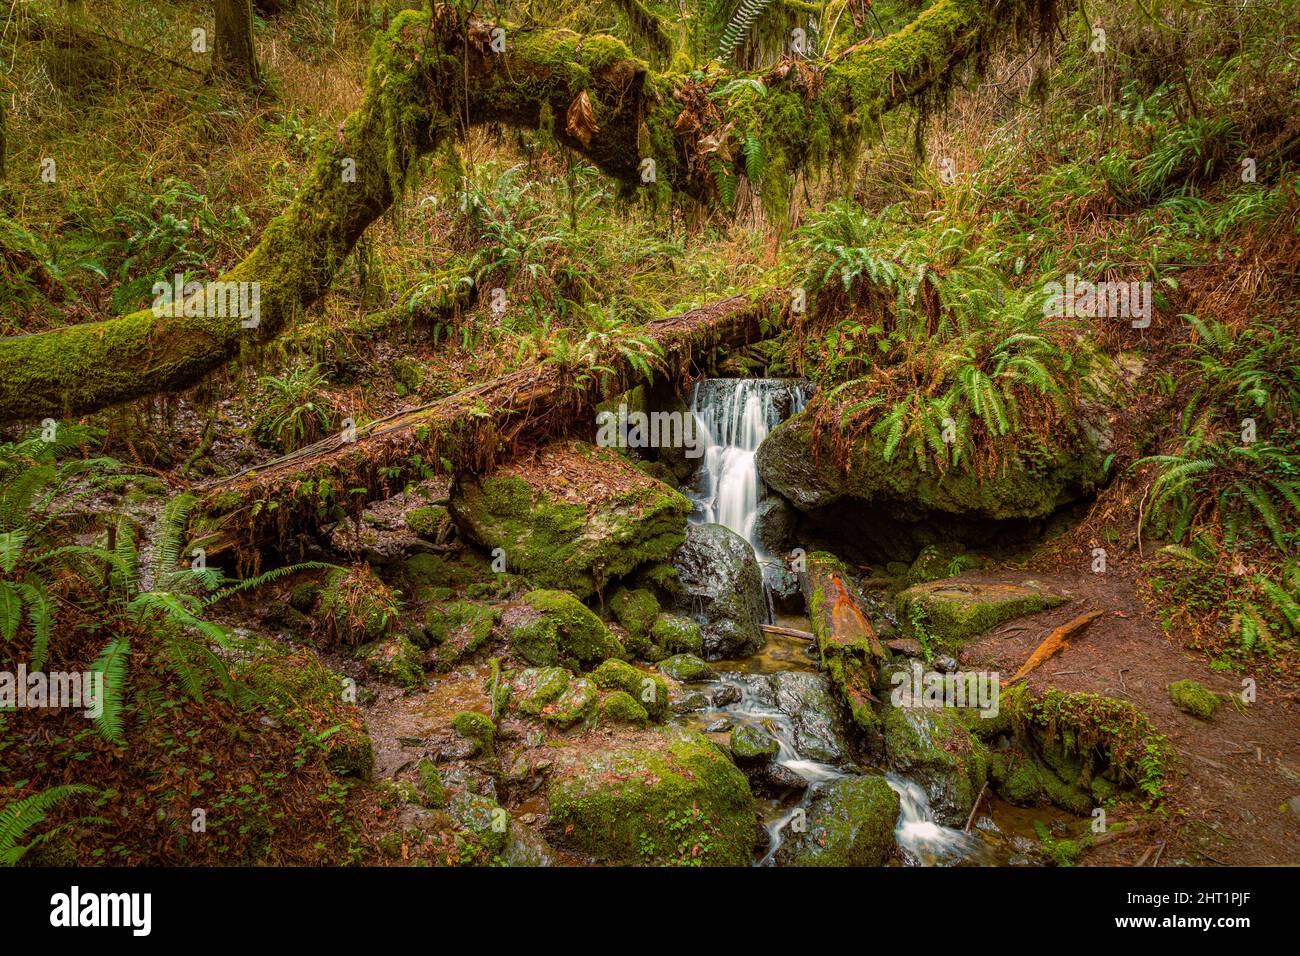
xmin=760 ymin=623 xmax=815 ymax=641
xmin=1003 ymin=609 xmax=1104 ymax=686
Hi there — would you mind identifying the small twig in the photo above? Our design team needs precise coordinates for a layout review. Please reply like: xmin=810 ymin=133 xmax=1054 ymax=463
xmin=1133 ymin=845 xmax=1155 ymax=867
xmin=964 ymin=782 xmax=989 ymax=833
xmin=1150 ymin=842 xmax=1166 ymax=867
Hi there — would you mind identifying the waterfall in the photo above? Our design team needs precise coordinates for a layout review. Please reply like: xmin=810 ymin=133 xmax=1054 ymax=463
xmin=885 ymin=773 xmax=983 ymax=865
xmin=686 ymin=378 xmax=806 ymax=549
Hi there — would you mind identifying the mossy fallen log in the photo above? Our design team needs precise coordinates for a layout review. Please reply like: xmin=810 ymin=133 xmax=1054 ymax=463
xmin=194 ymin=291 xmax=781 ymax=562
xmin=0 ymin=0 xmax=1051 ymax=423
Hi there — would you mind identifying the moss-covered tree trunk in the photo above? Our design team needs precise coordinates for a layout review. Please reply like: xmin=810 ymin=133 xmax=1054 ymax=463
xmin=0 ymin=0 xmax=1049 ymax=424
xmin=213 ymin=0 xmax=260 ymax=86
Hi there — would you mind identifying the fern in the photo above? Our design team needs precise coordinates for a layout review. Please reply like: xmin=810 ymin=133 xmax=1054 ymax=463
xmin=716 ymin=0 xmax=778 ymax=63
xmin=0 ymin=784 xmax=95 ymax=866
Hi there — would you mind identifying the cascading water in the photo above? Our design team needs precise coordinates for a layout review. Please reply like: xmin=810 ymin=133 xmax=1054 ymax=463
xmin=686 ymin=379 xmax=807 ymax=595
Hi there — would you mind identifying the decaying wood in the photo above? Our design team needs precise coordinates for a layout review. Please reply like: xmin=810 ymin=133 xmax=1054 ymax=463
xmin=799 ymin=553 xmax=886 ymax=724
xmin=195 ymin=292 xmax=781 ymax=559
xmin=1003 ymin=609 xmax=1104 ymax=686
xmin=964 ymin=782 xmax=988 ymax=833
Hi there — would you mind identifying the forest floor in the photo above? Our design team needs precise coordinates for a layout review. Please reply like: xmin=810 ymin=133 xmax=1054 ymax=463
xmin=962 ymin=565 xmax=1300 ymax=866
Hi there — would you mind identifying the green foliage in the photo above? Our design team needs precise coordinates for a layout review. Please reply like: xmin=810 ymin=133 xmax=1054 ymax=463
xmin=0 ymin=784 xmax=97 ymax=866
xmin=254 ymin=365 xmax=337 ymax=453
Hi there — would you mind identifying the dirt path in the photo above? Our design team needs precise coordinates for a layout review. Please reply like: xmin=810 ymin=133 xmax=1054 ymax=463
xmin=956 ymin=568 xmax=1300 ymax=866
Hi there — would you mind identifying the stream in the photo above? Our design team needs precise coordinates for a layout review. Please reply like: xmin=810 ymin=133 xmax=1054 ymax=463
xmin=677 ymin=378 xmax=1047 ymax=865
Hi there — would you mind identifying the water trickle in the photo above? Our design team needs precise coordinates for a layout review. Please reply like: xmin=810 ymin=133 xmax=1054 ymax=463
xmin=886 ymin=773 xmax=985 ymax=866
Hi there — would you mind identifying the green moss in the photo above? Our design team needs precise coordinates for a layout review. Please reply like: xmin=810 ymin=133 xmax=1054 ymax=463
xmin=776 ymin=774 xmax=900 ymax=867
xmin=1168 ymin=679 xmax=1221 ymax=720
xmin=894 ymin=580 xmax=1065 ymax=650
xmin=405 ymin=504 xmax=451 ymax=539
xmin=361 ymin=634 xmax=424 ymax=688
xmin=884 ymin=706 xmax=989 ymax=821
xmin=424 ymin=600 xmax=498 ymax=669
xmin=730 ymin=722 xmax=779 ymax=762
xmin=657 ymin=653 xmax=714 ymax=682
xmin=417 ymin=758 xmax=447 ymax=808
xmin=546 ymin=728 xmax=756 ymax=866
xmin=451 ymin=711 xmax=496 ymax=754
xmin=508 ymin=589 xmax=621 ymax=667
xmin=590 ymin=659 xmax=669 ymax=721
xmin=610 ymin=587 xmax=660 ymax=643
xmin=600 ymin=690 xmax=649 ymax=726
xmin=650 ymin=614 xmax=704 ymax=657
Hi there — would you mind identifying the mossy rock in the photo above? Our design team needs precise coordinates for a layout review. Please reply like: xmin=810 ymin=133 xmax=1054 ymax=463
xmin=600 ymin=690 xmax=649 ymax=726
xmin=883 ymin=706 xmax=989 ymax=826
xmin=1169 ymin=679 xmax=1221 ymax=720
xmin=405 ymin=504 xmax=452 ymax=541
xmin=590 ymin=659 xmax=669 ymax=721
xmin=906 ymin=543 xmax=984 ymax=585
xmin=449 ymin=440 xmax=692 ymax=599
xmin=417 ymin=758 xmax=448 ymax=808
xmin=989 ymin=750 xmax=1045 ymax=806
xmin=657 ymin=653 xmax=715 ymax=682
xmin=232 ymin=637 xmax=373 ymax=779
xmin=650 ymin=614 xmax=704 ymax=657
xmin=774 ymin=775 xmax=899 ymax=867
xmin=403 ymin=552 xmax=488 ymax=590
xmin=895 ymin=579 xmax=1065 ymax=650
xmin=504 ymin=589 xmax=622 ymax=668
xmin=610 ymin=587 xmax=660 ymax=644
xmin=361 ymin=634 xmax=424 ymax=688
xmin=451 ymin=711 xmax=496 ymax=755
xmin=448 ymin=790 xmax=509 ymax=857
xmin=730 ymin=722 xmax=779 ymax=763
xmin=546 ymin=727 xmax=757 ymax=866
xmin=504 ymin=666 xmax=572 ymax=716
xmin=424 ymin=600 xmax=498 ymax=669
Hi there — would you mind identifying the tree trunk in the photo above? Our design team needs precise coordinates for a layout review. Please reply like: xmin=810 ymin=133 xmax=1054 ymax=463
xmin=194 ymin=291 xmax=781 ymax=561
xmin=213 ymin=0 xmax=260 ymax=86
xmin=0 ymin=1 xmax=1046 ymax=424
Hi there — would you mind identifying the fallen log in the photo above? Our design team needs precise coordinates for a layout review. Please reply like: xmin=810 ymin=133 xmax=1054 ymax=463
xmin=1002 ymin=609 xmax=1104 ymax=686
xmin=194 ymin=291 xmax=781 ymax=563
xmin=760 ymin=624 xmax=815 ymax=641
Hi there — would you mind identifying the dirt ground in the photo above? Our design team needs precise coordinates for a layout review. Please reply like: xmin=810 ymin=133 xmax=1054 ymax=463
xmin=958 ymin=567 xmax=1300 ymax=866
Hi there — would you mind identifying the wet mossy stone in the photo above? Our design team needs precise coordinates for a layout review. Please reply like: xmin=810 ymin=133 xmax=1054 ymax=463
xmin=730 ymin=722 xmax=779 ymax=763
xmin=232 ymin=637 xmax=373 ymax=779
xmin=600 ymin=690 xmax=649 ymax=726
xmin=1169 ymin=679 xmax=1221 ymax=720
xmin=417 ymin=758 xmax=448 ymax=808
xmin=883 ymin=706 xmax=989 ymax=826
xmin=361 ymin=634 xmax=425 ymax=689
xmin=657 ymin=653 xmax=715 ymax=682
xmin=671 ymin=523 xmax=766 ymax=659
xmin=451 ymin=711 xmax=496 ymax=754
xmin=449 ymin=790 xmax=509 ymax=857
xmin=546 ymin=727 xmax=757 ymax=866
xmin=405 ymin=504 xmax=452 ymax=541
xmin=424 ymin=600 xmax=498 ymax=669
xmin=449 ymin=440 xmax=692 ymax=599
xmin=894 ymin=578 xmax=1065 ymax=650
xmin=610 ymin=587 xmax=660 ymax=643
xmin=403 ymin=552 xmax=482 ymax=589
xmin=504 ymin=589 xmax=621 ymax=667
xmin=650 ymin=614 xmax=704 ymax=657
xmin=590 ymin=659 xmax=669 ymax=721
xmin=545 ymin=677 xmax=599 ymax=729
xmin=774 ymin=774 xmax=899 ymax=867
xmin=989 ymin=750 xmax=1045 ymax=806
xmin=505 ymin=666 xmax=572 ymax=717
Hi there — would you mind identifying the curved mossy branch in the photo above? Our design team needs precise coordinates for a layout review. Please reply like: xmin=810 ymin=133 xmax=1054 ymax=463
xmin=0 ymin=0 xmax=1047 ymax=424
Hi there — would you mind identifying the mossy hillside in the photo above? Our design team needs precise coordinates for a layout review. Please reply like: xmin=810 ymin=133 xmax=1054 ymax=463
xmin=774 ymin=774 xmax=900 ymax=867
xmin=449 ymin=442 xmax=692 ymax=600
xmin=546 ymin=727 xmax=757 ymax=866
xmin=505 ymin=589 xmax=622 ymax=668
xmin=232 ymin=637 xmax=374 ymax=780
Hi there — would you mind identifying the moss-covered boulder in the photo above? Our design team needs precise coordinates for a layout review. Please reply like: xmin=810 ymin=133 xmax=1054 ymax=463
xmin=448 ymin=790 xmax=510 ymax=857
xmin=546 ymin=727 xmax=757 ymax=866
xmin=600 ymin=690 xmax=649 ymax=726
xmin=883 ymin=706 xmax=989 ymax=826
xmin=361 ymin=634 xmax=424 ymax=688
xmin=233 ymin=638 xmax=373 ymax=779
xmin=423 ymin=600 xmax=498 ymax=669
xmin=503 ymin=589 xmax=622 ymax=667
xmin=756 ymin=409 xmax=1104 ymax=560
xmin=316 ymin=566 xmax=400 ymax=646
xmin=671 ymin=523 xmax=766 ymax=659
xmin=1169 ymin=679 xmax=1221 ymax=720
xmin=590 ymin=659 xmax=669 ymax=721
xmin=895 ymin=579 xmax=1065 ymax=650
xmin=774 ymin=775 xmax=899 ymax=867
xmin=610 ymin=587 xmax=660 ymax=652
xmin=657 ymin=653 xmax=715 ymax=682
xmin=405 ymin=504 xmax=453 ymax=541
xmin=449 ymin=439 xmax=692 ymax=599
xmin=451 ymin=711 xmax=496 ymax=755
xmin=730 ymin=722 xmax=780 ymax=763
xmin=501 ymin=666 xmax=597 ymax=729
xmin=650 ymin=613 xmax=704 ymax=657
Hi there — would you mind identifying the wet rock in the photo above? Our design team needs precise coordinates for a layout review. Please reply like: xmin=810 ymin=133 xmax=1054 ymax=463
xmin=502 ymin=590 xmax=622 ymax=668
xmin=730 ymin=722 xmax=780 ymax=763
xmin=658 ymin=653 xmax=715 ymax=682
xmin=673 ymin=691 xmax=712 ymax=713
xmin=883 ymin=706 xmax=989 ymax=826
xmin=712 ymin=683 xmax=742 ymax=708
xmin=649 ymin=614 xmax=704 ymax=657
xmin=934 ymin=655 xmax=959 ymax=674
xmin=546 ymin=727 xmax=757 ymax=866
xmin=885 ymin=638 xmax=925 ymax=657
xmin=754 ymin=496 xmax=796 ymax=554
xmin=894 ymin=579 xmax=1066 ymax=650
xmin=764 ymin=762 xmax=810 ymax=791
xmin=671 ymin=523 xmax=766 ymax=659
xmin=774 ymin=775 xmax=899 ymax=866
